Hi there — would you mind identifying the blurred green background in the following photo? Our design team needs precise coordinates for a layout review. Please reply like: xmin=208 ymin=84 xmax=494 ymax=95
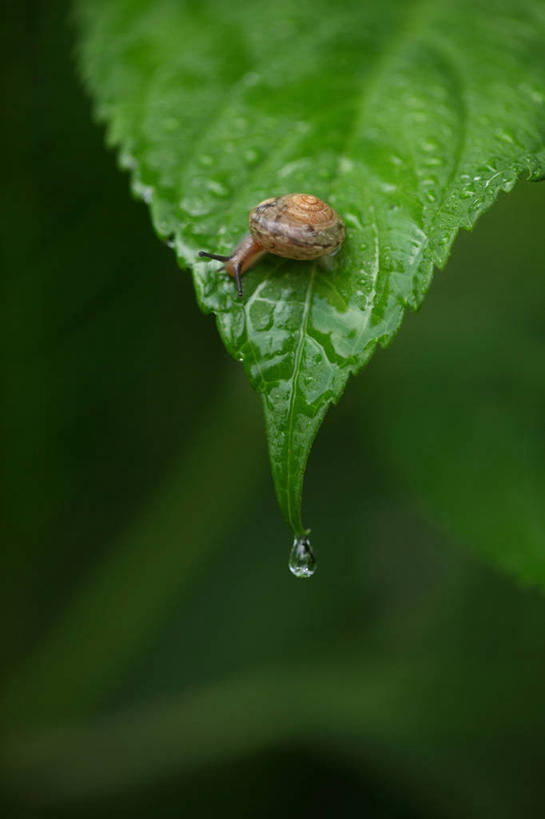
xmin=2 ymin=2 xmax=545 ymax=817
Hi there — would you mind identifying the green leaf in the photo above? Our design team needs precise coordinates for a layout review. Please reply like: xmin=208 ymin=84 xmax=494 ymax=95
xmin=75 ymin=0 xmax=545 ymax=536
xmin=366 ymin=181 xmax=545 ymax=590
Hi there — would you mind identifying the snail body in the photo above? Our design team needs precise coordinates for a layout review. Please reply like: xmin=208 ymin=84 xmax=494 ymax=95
xmin=199 ymin=193 xmax=345 ymax=296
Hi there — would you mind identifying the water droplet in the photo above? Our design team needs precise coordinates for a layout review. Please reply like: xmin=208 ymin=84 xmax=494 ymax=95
xmin=279 ymin=158 xmax=310 ymax=179
xmin=421 ymin=139 xmax=440 ymax=153
xmin=498 ymin=128 xmax=515 ymax=144
xmin=338 ymin=156 xmax=354 ymax=174
xmin=179 ymin=196 xmax=211 ymax=217
xmin=120 ymin=150 xmax=137 ymax=171
xmin=133 ymin=180 xmax=153 ymax=204
xmin=206 ymin=179 xmax=229 ymax=197
xmin=242 ymin=71 xmax=260 ymax=87
xmin=289 ymin=536 xmax=316 ymax=579
xmin=244 ymin=148 xmax=260 ymax=166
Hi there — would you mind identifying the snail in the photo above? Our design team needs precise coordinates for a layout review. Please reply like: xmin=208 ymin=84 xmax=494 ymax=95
xmin=198 ymin=193 xmax=345 ymax=296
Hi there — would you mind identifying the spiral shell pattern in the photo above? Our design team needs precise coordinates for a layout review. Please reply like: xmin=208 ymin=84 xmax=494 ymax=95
xmin=249 ymin=193 xmax=345 ymax=260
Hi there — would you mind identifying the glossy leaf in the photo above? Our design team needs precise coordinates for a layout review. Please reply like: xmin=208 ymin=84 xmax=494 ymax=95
xmin=366 ymin=182 xmax=545 ymax=591
xmin=75 ymin=0 xmax=545 ymax=535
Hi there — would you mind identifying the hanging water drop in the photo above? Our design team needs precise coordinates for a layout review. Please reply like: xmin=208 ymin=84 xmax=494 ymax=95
xmin=289 ymin=536 xmax=316 ymax=579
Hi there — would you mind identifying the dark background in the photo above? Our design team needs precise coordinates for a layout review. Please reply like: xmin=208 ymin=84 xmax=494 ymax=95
xmin=2 ymin=3 xmax=545 ymax=817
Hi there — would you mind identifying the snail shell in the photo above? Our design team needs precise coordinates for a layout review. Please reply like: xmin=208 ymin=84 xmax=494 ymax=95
xmin=249 ymin=194 xmax=345 ymax=260
xmin=198 ymin=193 xmax=345 ymax=297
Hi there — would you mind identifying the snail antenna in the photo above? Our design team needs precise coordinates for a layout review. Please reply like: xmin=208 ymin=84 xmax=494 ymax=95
xmin=198 ymin=251 xmax=230 ymax=263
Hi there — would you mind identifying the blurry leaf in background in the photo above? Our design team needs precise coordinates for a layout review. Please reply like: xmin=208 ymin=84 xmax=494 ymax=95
xmin=3 ymin=2 xmax=545 ymax=819
xmin=74 ymin=0 xmax=545 ymax=537
xmin=366 ymin=180 xmax=545 ymax=590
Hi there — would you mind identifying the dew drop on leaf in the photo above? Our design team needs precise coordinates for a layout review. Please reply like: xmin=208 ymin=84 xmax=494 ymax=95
xmin=288 ymin=536 xmax=317 ymax=579
xmin=133 ymin=180 xmax=153 ymax=203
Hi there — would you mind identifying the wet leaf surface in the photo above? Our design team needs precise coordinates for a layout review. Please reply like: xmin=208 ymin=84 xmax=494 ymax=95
xmin=76 ymin=0 xmax=545 ymax=533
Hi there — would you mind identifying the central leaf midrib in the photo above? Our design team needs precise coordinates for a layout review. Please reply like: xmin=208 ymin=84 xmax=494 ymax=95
xmin=285 ymin=268 xmax=315 ymax=532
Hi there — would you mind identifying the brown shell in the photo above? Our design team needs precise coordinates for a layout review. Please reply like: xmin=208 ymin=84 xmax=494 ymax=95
xmin=249 ymin=193 xmax=345 ymax=260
